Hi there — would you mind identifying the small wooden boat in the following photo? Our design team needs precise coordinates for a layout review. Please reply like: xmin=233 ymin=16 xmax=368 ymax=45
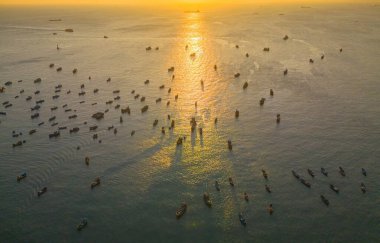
xmin=49 ymin=131 xmax=60 ymax=138
xmin=330 ymin=184 xmax=339 ymax=193
xmin=238 ymin=213 xmax=247 ymax=226
xmin=29 ymin=129 xmax=36 ymax=135
xmin=243 ymin=82 xmax=248 ymax=90
xmin=215 ymin=181 xmax=220 ymax=191
xmin=235 ymin=110 xmax=239 ymax=118
xmin=70 ymin=127 xmax=79 ymax=133
xmin=37 ymin=187 xmax=47 ymax=197
xmin=262 ymin=169 xmax=268 ymax=179
xmin=77 ymin=218 xmax=88 ymax=231
xmin=320 ymin=195 xmax=329 ymax=206
xmin=91 ymin=177 xmax=100 ymax=189
xmin=203 ymin=192 xmax=212 ymax=207
xmin=244 ymin=192 xmax=249 ymax=202
xmin=321 ymin=167 xmax=328 ymax=176
xmin=229 ymin=177 xmax=234 ymax=187
xmin=360 ymin=183 xmax=366 ymax=193
xmin=339 ymin=167 xmax=345 ymax=177
xmin=89 ymin=126 xmax=98 ymax=131
xmin=176 ymin=203 xmax=187 ymax=219
xmin=228 ymin=140 xmax=232 ymax=150
xmin=17 ymin=172 xmax=27 ymax=182
xmin=265 ymin=184 xmax=271 ymax=193
xmin=300 ymin=178 xmax=311 ymax=188
xmin=361 ymin=168 xmax=367 ymax=176
xmin=268 ymin=204 xmax=274 ymax=215
xmin=307 ymin=169 xmax=315 ymax=178
xmin=292 ymin=170 xmax=300 ymax=179
xmin=141 ymin=105 xmax=149 ymax=113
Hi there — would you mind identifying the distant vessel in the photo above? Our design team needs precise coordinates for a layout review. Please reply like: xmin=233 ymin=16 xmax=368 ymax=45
xmin=49 ymin=19 xmax=62 ymax=21
xmin=184 ymin=10 xmax=200 ymax=13
xmin=64 ymin=28 xmax=74 ymax=32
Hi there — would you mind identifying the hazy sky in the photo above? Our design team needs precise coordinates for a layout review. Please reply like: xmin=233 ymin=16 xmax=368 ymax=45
xmin=0 ymin=0 xmax=378 ymax=5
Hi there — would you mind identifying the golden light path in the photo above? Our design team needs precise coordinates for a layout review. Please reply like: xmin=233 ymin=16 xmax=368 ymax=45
xmin=126 ymin=13 xmax=238 ymax=228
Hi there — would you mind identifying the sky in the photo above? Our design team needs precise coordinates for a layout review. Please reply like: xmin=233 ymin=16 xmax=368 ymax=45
xmin=0 ymin=0 xmax=378 ymax=5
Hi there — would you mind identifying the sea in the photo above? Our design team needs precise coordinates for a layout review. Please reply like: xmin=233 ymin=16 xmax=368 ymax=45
xmin=0 ymin=4 xmax=379 ymax=242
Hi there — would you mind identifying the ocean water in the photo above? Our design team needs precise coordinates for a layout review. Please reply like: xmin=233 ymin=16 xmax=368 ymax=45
xmin=0 ymin=4 xmax=379 ymax=242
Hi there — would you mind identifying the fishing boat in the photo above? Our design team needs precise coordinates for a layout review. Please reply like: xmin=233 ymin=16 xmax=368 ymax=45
xmin=176 ymin=203 xmax=187 ymax=219
xmin=320 ymin=195 xmax=329 ymax=206
xmin=307 ymin=169 xmax=315 ymax=178
xmin=265 ymin=184 xmax=272 ymax=193
xmin=244 ymin=192 xmax=249 ymax=202
xmin=339 ymin=167 xmax=346 ymax=177
xmin=361 ymin=168 xmax=367 ymax=176
xmin=330 ymin=184 xmax=339 ymax=193
xmin=360 ymin=183 xmax=366 ymax=193
xmin=300 ymin=178 xmax=311 ymax=188
xmin=292 ymin=170 xmax=300 ymax=179
xmin=238 ymin=213 xmax=247 ymax=226
xmin=321 ymin=167 xmax=328 ymax=176
xmin=215 ymin=181 xmax=220 ymax=191
xmin=91 ymin=177 xmax=100 ymax=189
xmin=203 ymin=193 xmax=212 ymax=207
xmin=262 ymin=169 xmax=268 ymax=179
xmin=17 ymin=172 xmax=27 ymax=182
xmin=77 ymin=218 xmax=88 ymax=231
xmin=229 ymin=177 xmax=234 ymax=187
xmin=37 ymin=187 xmax=47 ymax=197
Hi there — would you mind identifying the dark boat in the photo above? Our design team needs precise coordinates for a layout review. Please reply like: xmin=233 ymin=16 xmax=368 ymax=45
xmin=292 ymin=170 xmax=300 ymax=179
xmin=234 ymin=73 xmax=240 ymax=78
xmin=320 ymin=195 xmax=329 ymax=206
xmin=330 ymin=184 xmax=339 ymax=193
xmin=91 ymin=177 xmax=100 ymax=189
xmin=77 ymin=218 xmax=88 ymax=231
xmin=70 ymin=127 xmax=79 ymax=133
xmin=89 ymin=126 xmax=98 ymax=131
xmin=17 ymin=172 xmax=27 ymax=182
xmin=37 ymin=187 xmax=47 ymax=197
xmin=321 ymin=167 xmax=328 ymax=176
xmin=262 ymin=169 xmax=268 ymax=179
xmin=49 ymin=131 xmax=60 ymax=138
xmin=244 ymin=192 xmax=249 ymax=202
xmin=265 ymin=184 xmax=271 ymax=193
xmin=141 ymin=105 xmax=149 ymax=113
xmin=229 ymin=177 xmax=234 ymax=187
xmin=235 ymin=109 xmax=239 ymax=118
xmin=283 ymin=69 xmax=288 ymax=75
xmin=300 ymin=178 xmax=311 ymax=188
xmin=260 ymin=98 xmax=265 ymax=106
xmin=360 ymin=183 xmax=366 ymax=193
xmin=339 ymin=167 xmax=345 ymax=177
xmin=203 ymin=192 xmax=212 ymax=207
xmin=31 ymin=113 xmax=39 ymax=119
xmin=29 ymin=129 xmax=36 ymax=135
xmin=215 ymin=181 xmax=220 ymax=191
xmin=307 ymin=169 xmax=315 ymax=178
xmin=153 ymin=119 xmax=158 ymax=127
xmin=176 ymin=137 xmax=183 ymax=146
xmin=268 ymin=204 xmax=274 ymax=215
xmin=361 ymin=168 xmax=367 ymax=176
xmin=243 ymin=82 xmax=248 ymax=90
xmin=238 ymin=213 xmax=247 ymax=226
xmin=176 ymin=203 xmax=187 ymax=219
xmin=263 ymin=47 xmax=270 ymax=52
xmin=283 ymin=35 xmax=289 ymax=40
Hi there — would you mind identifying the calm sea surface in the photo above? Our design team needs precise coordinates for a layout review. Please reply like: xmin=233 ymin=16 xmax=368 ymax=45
xmin=0 ymin=4 xmax=379 ymax=242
